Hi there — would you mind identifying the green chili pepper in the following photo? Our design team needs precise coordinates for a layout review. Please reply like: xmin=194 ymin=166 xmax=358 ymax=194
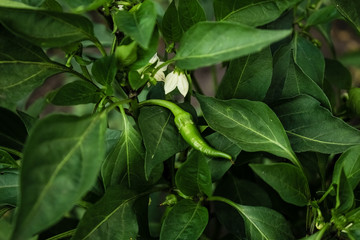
xmin=139 ymin=99 xmax=232 ymax=161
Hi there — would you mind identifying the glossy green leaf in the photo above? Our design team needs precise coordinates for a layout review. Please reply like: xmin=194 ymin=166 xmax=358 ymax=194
xmin=324 ymin=59 xmax=352 ymax=90
xmin=0 ymin=28 xmax=65 ymax=109
xmin=216 ymin=47 xmax=272 ymax=101
xmin=202 ymin=132 xmax=241 ymax=182
xmin=11 ymin=113 xmax=107 ymax=240
xmin=175 ymin=151 xmax=213 ymax=197
xmin=72 ymin=186 xmax=140 ymax=240
xmin=211 ymin=197 xmax=294 ymax=240
xmin=335 ymin=0 xmax=360 ymax=32
xmin=130 ymin=30 xmax=159 ymax=70
xmin=273 ymin=95 xmax=360 ymax=153
xmin=250 ymin=163 xmax=310 ymax=206
xmin=138 ymin=106 xmax=187 ymax=179
xmin=0 ymin=170 xmax=19 ymax=207
xmin=116 ymin=41 xmax=138 ymax=67
xmin=0 ymin=107 xmax=27 ymax=151
xmin=293 ymin=35 xmax=325 ymax=87
xmin=102 ymin=113 xmax=147 ymax=189
xmin=214 ymin=0 xmax=301 ymax=26
xmin=50 ymin=81 xmax=101 ymax=106
xmin=334 ymin=169 xmax=354 ymax=214
xmin=0 ymin=5 xmax=96 ymax=47
xmin=162 ymin=0 xmax=183 ymax=42
xmin=91 ymin=55 xmax=117 ymax=86
xmin=196 ymin=94 xmax=300 ymax=167
xmin=159 ymin=200 xmax=208 ymax=240
xmin=178 ymin=0 xmax=206 ymax=31
xmin=174 ymin=22 xmax=291 ymax=70
xmin=332 ymin=145 xmax=360 ymax=190
xmin=306 ymin=5 xmax=340 ymax=27
xmin=347 ymin=88 xmax=360 ymax=116
xmin=266 ymin=36 xmax=330 ymax=109
xmin=59 ymin=0 xmax=106 ymax=13
xmin=114 ymin=0 xmax=157 ymax=49
xmin=214 ymin=174 xmax=271 ymax=237
xmin=0 ymin=150 xmax=19 ymax=169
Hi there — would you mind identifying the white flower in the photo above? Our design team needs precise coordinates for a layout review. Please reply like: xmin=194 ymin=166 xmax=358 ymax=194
xmin=139 ymin=53 xmax=168 ymax=82
xmin=118 ymin=4 xmax=124 ymax=10
xmin=149 ymin=54 xmax=167 ymax=82
xmin=164 ymin=70 xmax=189 ymax=97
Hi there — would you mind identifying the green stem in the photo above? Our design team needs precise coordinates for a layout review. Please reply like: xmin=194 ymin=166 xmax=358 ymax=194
xmin=105 ymin=99 xmax=132 ymax=114
xmin=92 ymin=38 xmax=107 ymax=57
xmin=207 ymin=196 xmax=237 ymax=208
xmin=139 ymin=99 xmax=184 ymax=116
xmin=318 ymin=185 xmax=334 ymax=204
xmin=45 ymin=229 xmax=76 ymax=240
xmin=0 ymin=146 xmax=23 ymax=158
xmin=151 ymin=59 xmax=175 ymax=78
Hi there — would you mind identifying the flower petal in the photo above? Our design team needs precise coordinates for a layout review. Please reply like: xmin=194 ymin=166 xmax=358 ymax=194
xmin=177 ymin=73 xmax=189 ymax=97
xmin=149 ymin=53 xmax=159 ymax=64
xmin=164 ymin=72 xmax=178 ymax=94
xmin=154 ymin=71 xmax=165 ymax=82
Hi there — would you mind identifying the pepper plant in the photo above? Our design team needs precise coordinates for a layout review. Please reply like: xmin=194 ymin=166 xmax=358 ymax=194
xmin=1 ymin=0 xmax=360 ymax=239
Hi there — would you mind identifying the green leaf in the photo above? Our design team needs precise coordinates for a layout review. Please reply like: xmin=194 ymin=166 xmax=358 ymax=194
xmin=0 ymin=170 xmax=19 ymax=207
xmin=159 ymin=200 xmax=208 ymax=240
xmin=202 ymin=132 xmax=241 ymax=182
xmin=266 ymin=36 xmax=330 ymax=109
xmin=59 ymin=0 xmax=107 ymax=13
xmin=216 ymin=47 xmax=272 ymax=101
xmin=91 ymin=55 xmax=117 ymax=86
xmin=0 ymin=5 xmax=97 ymax=47
xmin=116 ymin=41 xmax=138 ymax=67
xmin=0 ymin=28 xmax=65 ymax=110
xmin=130 ymin=29 xmax=159 ymax=70
xmin=250 ymin=163 xmax=310 ymax=206
xmin=161 ymin=0 xmax=183 ymax=42
xmin=334 ymin=168 xmax=354 ymax=214
xmin=175 ymin=151 xmax=213 ymax=197
xmin=335 ymin=0 xmax=360 ymax=32
xmin=72 ymin=186 xmax=140 ymax=240
xmin=0 ymin=150 xmax=19 ymax=169
xmin=306 ymin=5 xmax=340 ymax=27
xmin=114 ymin=0 xmax=157 ymax=49
xmin=332 ymin=145 xmax=360 ymax=190
xmin=214 ymin=174 xmax=271 ymax=237
xmin=273 ymin=95 xmax=360 ymax=153
xmin=347 ymin=88 xmax=360 ymax=116
xmin=325 ymin=59 xmax=352 ymax=90
xmin=11 ymin=113 xmax=107 ymax=240
xmin=211 ymin=196 xmax=294 ymax=240
xmin=293 ymin=35 xmax=325 ymax=87
xmin=138 ymin=106 xmax=187 ymax=179
xmin=214 ymin=0 xmax=301 ymax=27
xmin=50 ymin=81 xmax=102 ymax=106
xmin=0 ymin=107 xmax=27 ymax=151
xmin=196 ymin=94 xmax=300 ymax=167
xmin=101 ymin=113 xmax=148 ymax=189
xmin=178 ymin=0 xmax=206 ymax=31
xmin=174 ymin=22 xmax=291 ymax=70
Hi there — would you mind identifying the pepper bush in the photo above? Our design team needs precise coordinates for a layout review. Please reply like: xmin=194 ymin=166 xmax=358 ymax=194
xmin=1 ymin=0 xmax=360 ymax=239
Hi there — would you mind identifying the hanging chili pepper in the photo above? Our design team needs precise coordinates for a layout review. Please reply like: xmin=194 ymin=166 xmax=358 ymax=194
xmin=139 ymin=99 xmax=232 ymax=161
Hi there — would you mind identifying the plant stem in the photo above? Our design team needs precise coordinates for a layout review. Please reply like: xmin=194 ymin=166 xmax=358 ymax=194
xmin=151 ymin=59 xmax=175 ymax=78
xmin=92 ymin=38 xmax=107 ymax=57
xmin=318 ymin=185 xmax=334 ymax=204
xmin=105 ymin=99 xmax=132 ymax=114
xmin=0 ymin=146 xmax=23 ymax=158
xmin=45 ymin=229 xmax=76 ymax=240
